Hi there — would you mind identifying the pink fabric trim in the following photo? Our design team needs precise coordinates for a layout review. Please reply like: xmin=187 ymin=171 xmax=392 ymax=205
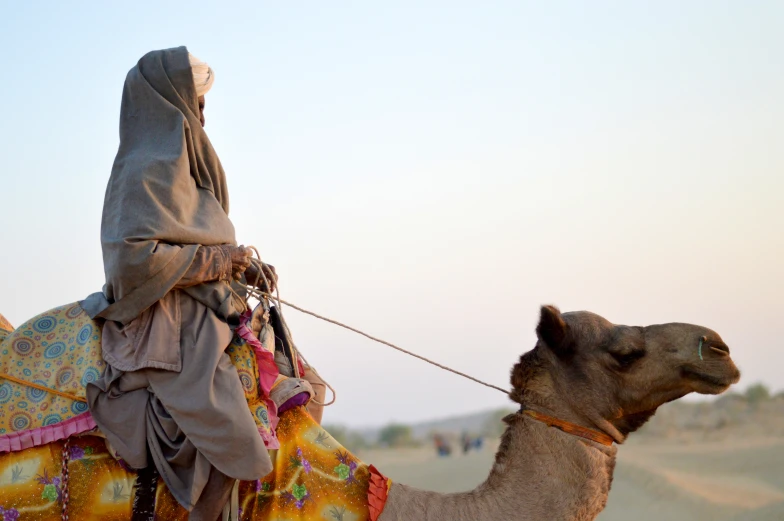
xmin=0 ymin=410 xmax=282 ymax=454
xmin=236 ymin=310 xmax=281 ymax=435
xmin=259 ymin=426 xmax=280 ymax=450
xmin=368 ymin=464 xmax=392 ymax=521
xmin=0 ymin=411 xmax=97 ymax=454
xmin=236 ymin=311 xmax=279 ymax=396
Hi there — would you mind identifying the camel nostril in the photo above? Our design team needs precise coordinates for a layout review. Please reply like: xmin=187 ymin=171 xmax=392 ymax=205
xmin=710 ymin=344 xmax=730 ymax=356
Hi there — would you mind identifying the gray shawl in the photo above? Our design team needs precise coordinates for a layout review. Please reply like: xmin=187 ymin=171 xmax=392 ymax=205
xmin=82 ymin=46 xmax=242 ymax=324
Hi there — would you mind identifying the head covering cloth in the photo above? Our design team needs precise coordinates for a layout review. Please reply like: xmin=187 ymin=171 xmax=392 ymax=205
xmin=82 ymin=46 xmax=242 ymax=324
xmin=189 ymin=53 xmax=215 ymax=97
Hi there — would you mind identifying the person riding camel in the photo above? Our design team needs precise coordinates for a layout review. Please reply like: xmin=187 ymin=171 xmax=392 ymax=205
xmin=80 ymin=46 xmax=310 ymax=518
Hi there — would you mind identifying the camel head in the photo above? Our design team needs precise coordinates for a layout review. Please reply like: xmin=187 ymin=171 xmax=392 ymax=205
xmin=510 ymin=305 xmax=741 ymax=441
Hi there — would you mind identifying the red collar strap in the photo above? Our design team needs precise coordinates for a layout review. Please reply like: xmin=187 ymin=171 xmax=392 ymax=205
xmin=522 ymin=409 xmax=614 ymax=447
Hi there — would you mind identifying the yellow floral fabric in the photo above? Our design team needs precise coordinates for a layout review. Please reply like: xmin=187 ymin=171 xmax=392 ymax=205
xmin=226 ymin=336 xmax=275 ymax=439
xmin=243 ymin=405 xmax=373 ymax=520
xmin=0 ymin=436 xmax=135 ymax=520
xmin=0 ymin=407 xmax=375 ymax=520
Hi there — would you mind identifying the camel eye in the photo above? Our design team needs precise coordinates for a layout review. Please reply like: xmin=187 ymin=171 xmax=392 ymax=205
xmin=611 ymin=350 xmax=645 ymax=370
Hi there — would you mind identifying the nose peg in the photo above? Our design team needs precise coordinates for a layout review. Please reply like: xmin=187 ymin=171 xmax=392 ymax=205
xmin=699 ymin=336 xmax=730 ymax=360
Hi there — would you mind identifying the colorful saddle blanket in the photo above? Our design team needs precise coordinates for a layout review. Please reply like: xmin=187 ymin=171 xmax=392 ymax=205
xmin=0 ymin=303 xmax=276 ymax=452
xmin=0 ymin=405 xmax=391 ymax=520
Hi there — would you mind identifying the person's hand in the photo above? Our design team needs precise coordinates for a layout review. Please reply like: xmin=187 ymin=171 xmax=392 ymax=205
xmin=245 ymin=262 xmax=278 ymax=293
xmin=228 ymin=245 xmax=252 ymax=280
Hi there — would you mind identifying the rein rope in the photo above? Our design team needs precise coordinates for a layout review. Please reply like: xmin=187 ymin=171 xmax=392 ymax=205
xmin=229 ymin=248 xmax=510 ymax=399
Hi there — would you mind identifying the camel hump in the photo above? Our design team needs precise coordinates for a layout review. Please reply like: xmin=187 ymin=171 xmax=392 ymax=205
xmin=0 ymin=313 xmax=12 ymax=333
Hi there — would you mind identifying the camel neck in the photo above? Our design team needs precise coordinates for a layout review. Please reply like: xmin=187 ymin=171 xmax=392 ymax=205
xmin=515 ymin=384 xmax=628 ymax=445
xmin=519 ymin=408 xmax=615 ymax=447
xmin=379 ymin=414 xmax=617 ymax=521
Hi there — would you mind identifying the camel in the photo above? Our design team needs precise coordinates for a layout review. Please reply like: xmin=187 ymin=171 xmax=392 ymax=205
xmin=378 ymin=305 xmax=740 ymax=521
xmin=0 ymin=304 xmax=739 ymax=520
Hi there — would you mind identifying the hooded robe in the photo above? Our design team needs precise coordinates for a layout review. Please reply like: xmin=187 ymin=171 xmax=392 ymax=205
xmin=81 ymin=46 xmax=273 ymax=514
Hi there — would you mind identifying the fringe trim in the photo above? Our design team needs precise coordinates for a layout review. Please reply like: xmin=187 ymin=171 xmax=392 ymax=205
xmin=367 ymin=464 xmax=391 ymax=521
xmin=0 ymin=410 xmax=281 ymax=453
xmin=0 ymin=411 xmax=96 ymax=453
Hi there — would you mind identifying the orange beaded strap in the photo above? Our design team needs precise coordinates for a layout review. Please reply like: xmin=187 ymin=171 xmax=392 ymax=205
xmin=522 ymin=409 xmax=614 ymax=447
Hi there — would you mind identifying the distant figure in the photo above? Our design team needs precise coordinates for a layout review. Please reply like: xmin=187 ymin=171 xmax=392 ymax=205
xmin=461 ymin=432 xmax=484 ymax=454
xmin=461 ymin=432 xmax=472 ymax=454
xmin=433 ymin=434 xmax=452 ymax=457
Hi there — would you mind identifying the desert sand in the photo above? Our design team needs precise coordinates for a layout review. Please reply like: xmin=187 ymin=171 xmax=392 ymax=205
xmin=354 ymin=395 xmax=784 ymax=520
xmin=362 ymin=437 xmax=784 ymax=520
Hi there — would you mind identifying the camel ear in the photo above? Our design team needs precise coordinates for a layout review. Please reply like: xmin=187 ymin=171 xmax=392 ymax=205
xmin=536 ymin=305 xmax=571 ymax=355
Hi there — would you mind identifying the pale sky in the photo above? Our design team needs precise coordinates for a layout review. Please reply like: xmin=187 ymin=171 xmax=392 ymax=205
xmin=1 ymin=2 xmax=782 ymax=427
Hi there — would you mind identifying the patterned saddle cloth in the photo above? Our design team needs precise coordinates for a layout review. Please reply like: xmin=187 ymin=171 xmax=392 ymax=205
xmin=0 ymin=405 xmax=391 ymax=521
xmin=0 ymin=303 xmax=275 ymax=451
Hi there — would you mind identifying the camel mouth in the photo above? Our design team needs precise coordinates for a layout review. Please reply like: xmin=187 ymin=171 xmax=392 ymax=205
xmin=682 ymin=367 xmax=740 ymax=395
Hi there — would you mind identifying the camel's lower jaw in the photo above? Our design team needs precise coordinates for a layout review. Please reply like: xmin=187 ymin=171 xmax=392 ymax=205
xmin=682 ymin=367 xmax=741 ymax=395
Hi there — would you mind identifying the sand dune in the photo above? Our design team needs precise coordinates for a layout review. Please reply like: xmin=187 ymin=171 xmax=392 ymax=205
xmin=621 ymin=439 xmax=784 ymax=510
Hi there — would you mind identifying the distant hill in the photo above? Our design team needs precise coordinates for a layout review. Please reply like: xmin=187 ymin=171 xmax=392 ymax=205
xmin=637 ymin=390 xmax=784 ymax=440
xmin=336 ymin=385 xmax=784 ymax=447
xmin=407 ymin=408 xmax=512 ymax=439
xmin=351 ymin=407 xmax=514 ymax=445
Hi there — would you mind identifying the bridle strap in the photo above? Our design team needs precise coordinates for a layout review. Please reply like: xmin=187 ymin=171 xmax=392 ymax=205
xmin=522 ymin=409 xmax=615 ymax=447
